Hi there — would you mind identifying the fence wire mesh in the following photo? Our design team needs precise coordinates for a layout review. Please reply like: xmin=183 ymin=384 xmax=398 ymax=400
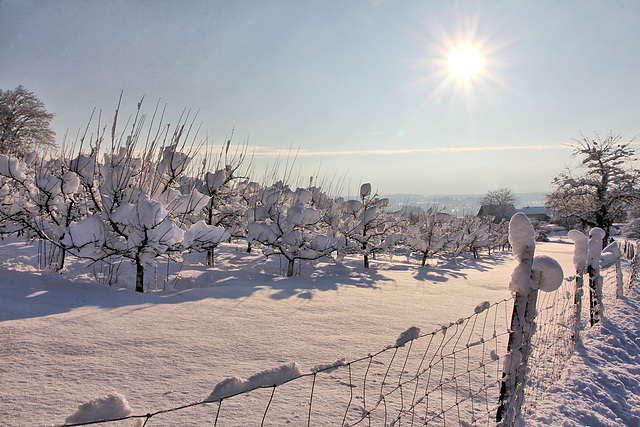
xmin=522 ymin=240 xmax=637 ymax=418
xmin=60 ymin=298 xmax=515 ymax=426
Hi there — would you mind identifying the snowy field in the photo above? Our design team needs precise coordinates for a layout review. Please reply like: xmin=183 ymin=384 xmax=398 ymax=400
xmin=0 ymin=235 xmax=638 ymax=426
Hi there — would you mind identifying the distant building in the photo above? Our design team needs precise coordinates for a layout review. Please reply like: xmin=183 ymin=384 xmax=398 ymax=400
xmin=477 ymin=204 xmax=517 ymax=223
xmin=517 ymin=206 xmax=551 ymax=222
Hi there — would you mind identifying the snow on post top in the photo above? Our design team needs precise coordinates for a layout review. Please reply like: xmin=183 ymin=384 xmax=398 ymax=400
xmin=601 ymin=241 xmax=622 ymax=269
xmin=568 ymin=230 xmax=588 ymax=272
xmin=508 ymin=213 xmax=535 ymax=263
xmin=532 ymin=255 xmax=564 ymax=292
xmin=508 ymin=213 xmax=536 ymax=294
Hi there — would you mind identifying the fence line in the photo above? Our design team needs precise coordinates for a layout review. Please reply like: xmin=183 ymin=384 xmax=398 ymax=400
xmin=58 ymin=239 xmax=640 ymax=427
xmin=518 ymin=237 xmax=639 ymax=420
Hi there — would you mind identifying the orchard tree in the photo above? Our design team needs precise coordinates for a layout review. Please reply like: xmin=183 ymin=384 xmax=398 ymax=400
xmin=337 ymin=183 xmax=396 ymax=268
xmin=195 ymin=138 xmax=249 ymax=266
xmin=545 ymin=133 xmax=640 ymax=242
xmin=405 ymin=209 xmax=452 ymax=266
xmin=247 ymin=184 xmax=338 ymax=277
xmin=0 ymin=86 xmax=56 ymax=157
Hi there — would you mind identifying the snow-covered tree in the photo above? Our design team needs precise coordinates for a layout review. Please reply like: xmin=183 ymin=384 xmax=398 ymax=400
xmin=487 ymin=219 xmax=510 ymax=253
xmin=440 ymin=216 xmax=492 ymax=261
xmin=247 ymin=183 xmax=338 ymax=276
xmin=61 ymin=99 xmax=228 ymax=292
xmin=546 ymin=133 xmax=640 ymax=242
xmin=336 ymin=183 xmax=398 ymax=268
xmin=405 ymin=209 xmax=452 ymax=266
xmin=0 ymin=152 xmax=87 ymax=270
xmin=194 ymin=139 xmax=248 ymax=265
xmin=464 ymin=217 xmax=493 ymax=258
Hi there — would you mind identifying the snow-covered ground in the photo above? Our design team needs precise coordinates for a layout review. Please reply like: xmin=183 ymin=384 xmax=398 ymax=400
xmin=0 ymin=235 xmax=637 ymax=426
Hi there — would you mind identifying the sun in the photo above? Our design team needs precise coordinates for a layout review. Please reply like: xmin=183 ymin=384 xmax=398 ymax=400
xmin=447 ymin=46 xmax=484 ymax=81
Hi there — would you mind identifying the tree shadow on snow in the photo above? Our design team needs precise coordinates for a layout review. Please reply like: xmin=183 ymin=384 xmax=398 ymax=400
xmin=0 ymin=248 xmax=513 ymax=321
xmin=0 ymin=257 xmax=391 ymax=320
xmin=0 ymin=267 xmax=160 ymax=322
xmin=265 ymin=263 xmax=391 ymax=300
xmin=412 ymin=251 xmax=512 ymax=284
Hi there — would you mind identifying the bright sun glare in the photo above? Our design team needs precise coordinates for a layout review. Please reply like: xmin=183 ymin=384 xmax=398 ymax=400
xmin=448 ymin=46 xmax=484 ymax=81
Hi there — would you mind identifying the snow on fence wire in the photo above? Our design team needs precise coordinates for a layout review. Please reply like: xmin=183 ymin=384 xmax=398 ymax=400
xmin=58 ymin=232 xmax=640 ymax=427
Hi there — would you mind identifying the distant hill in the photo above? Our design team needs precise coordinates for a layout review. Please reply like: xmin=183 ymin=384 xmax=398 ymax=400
xmin=384 ymin=192 xmax=548 ymax=217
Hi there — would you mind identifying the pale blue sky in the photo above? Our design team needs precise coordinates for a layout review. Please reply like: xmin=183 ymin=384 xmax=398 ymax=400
xmin=1 ymin=0 xmax=639 ymax=196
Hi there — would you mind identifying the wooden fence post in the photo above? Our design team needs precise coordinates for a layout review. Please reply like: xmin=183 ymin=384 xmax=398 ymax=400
xmin=568 ymin=230 xmax=588 ymax=346
xmin=497 ymin=214 xmax=565 ymax=425
xmin=587 ymin=228 xmax=605 ymax=326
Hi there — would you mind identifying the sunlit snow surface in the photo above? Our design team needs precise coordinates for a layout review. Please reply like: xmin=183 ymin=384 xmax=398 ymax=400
xmin=0 ymin=236 xmax=637 ymax=425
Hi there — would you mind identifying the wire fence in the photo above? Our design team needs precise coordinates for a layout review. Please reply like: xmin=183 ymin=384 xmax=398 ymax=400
xmin=521 ymin=238 xmax=639 ymax=418
xmin=59 ymin=240 xmax=640 ymax=427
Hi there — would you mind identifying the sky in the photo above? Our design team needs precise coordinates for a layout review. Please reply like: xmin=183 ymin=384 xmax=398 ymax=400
xmin=2 ymin=0 xmax=640 ymax=197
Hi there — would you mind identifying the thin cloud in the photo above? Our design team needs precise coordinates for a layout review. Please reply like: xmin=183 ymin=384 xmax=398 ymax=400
xmin=240 ymin=144 xmax=569 ymax=157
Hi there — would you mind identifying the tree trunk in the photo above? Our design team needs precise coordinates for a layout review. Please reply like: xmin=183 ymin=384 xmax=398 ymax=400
xmin=363 ymin=254 xmax=369 ymax=269
xmin=135 ymin=258 xmax=144 ymax=293
xmin=55 ymin=246 xmax=66 ymax=272
xmin=206 ymin=247 xmax=215 ymax=266
xmin=421 ymin=252 xmax=428 ymax=267
xmin=286 ymin=258 xmax=295 ymax=277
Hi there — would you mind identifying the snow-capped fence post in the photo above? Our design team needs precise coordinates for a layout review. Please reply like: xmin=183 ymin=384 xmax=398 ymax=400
xmin=496 ymin=213 xmax=564 ymax=426
xmin=496 ymin=213 xmax=536 ymax=425
xmin=568 ymin=230 xmax=588 ymax=346
xmin=587 ymin=228 xmax=605 ymax=326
